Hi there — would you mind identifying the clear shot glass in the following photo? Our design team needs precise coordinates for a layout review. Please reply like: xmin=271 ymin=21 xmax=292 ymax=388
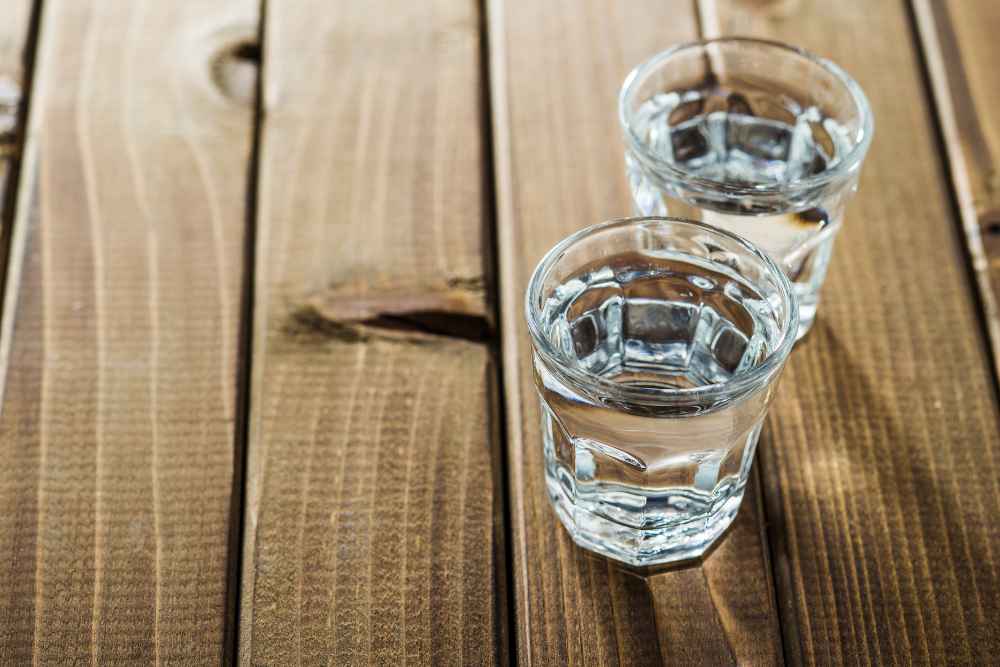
xmin=619 ymin=38 xmax=872 ymax=338
xmin=525 ymin=217 xmax=798 ymax=566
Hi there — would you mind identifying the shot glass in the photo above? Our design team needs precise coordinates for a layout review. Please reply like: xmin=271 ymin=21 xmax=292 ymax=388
xmin=619 ymin=38 xmax=872 ymax=338
xmin=525 ymin=217 xmax=798 ymax=566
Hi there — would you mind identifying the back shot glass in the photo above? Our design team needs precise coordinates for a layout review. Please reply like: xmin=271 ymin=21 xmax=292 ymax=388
xmin=619 ymin=38 xmax=873 ymax=338
xmin=526 ymin=217 xmax=798 ymax=566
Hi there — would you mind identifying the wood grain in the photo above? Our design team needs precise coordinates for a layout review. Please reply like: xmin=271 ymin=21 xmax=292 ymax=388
xmin=702 ymin=0 xmax=1000 ymax=663
xmin=239 ymin=0 xmax=505 ymax=663
xmin=912 ymin=0 xmax=1000 ymax=380
xmin=0 ymin=0 xmax=258 ymax=661
xmin=488 ymin=1 xmax=783 ymax=664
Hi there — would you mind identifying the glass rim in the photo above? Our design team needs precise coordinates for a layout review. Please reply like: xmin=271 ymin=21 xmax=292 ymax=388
xmin=524 ymin=216 xmax=799 ymax=407
xmin=618 ymin=36 xmax=874 ymax=199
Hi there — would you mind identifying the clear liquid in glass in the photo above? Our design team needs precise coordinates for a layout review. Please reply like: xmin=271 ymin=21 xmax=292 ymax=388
xmin=535 ymin=250 xmax=785 ymax=565
xmin=626 ymin=85 xmax=858 ymax=335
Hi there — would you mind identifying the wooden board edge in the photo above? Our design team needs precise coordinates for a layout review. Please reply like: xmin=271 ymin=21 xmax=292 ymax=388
xmin=910 ymin=0 xmax=1000 ymax=382
xmin=0 ymin=0 xmax=43 ymax=397
xmin=484 ymin=0 xmax=532 ymax=661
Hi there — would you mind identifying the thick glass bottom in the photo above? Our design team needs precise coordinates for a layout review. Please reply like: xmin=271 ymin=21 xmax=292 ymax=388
xmin=544 ymin=463 xmax=747 ymax=567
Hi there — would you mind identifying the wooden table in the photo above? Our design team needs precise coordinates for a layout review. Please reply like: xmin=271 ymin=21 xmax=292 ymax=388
xmin=0 ymin=0 xmax=997 ymax=664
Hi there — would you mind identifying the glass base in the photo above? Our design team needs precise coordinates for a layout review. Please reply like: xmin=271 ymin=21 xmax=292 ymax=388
xmin=545 ymin=466 xmax=746 ymax=566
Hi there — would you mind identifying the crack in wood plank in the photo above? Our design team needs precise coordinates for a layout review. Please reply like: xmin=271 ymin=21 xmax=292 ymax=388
xmin=238 ymin=0 xmax=506 ymax=663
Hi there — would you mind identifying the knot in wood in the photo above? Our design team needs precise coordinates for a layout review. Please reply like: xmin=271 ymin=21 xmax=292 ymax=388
xmin=210 ymin=40 xmax=259 ymax=106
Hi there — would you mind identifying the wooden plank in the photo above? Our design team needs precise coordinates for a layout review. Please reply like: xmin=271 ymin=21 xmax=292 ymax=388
xmin=0 ymin=1 xmax=35 ymax=658
xmin=488 ymin=1 xmax=783 ymax=664
xmin=0 ymin=0 xmax=259 ymax=661
xmin=239 ymin=0 xmax=506 ymax=664
xmin=913 ymin=0 xmax=1000 ymax=381
xmin=701 ymin=0 xmax=1000 ymax=663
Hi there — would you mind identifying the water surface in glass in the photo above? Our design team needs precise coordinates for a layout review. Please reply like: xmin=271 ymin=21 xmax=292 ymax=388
xmin=621 ymin=39 xmax=872 ymax=337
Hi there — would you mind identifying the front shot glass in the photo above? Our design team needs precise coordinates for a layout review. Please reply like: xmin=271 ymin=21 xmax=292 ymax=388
xmin=619 ymin=38 xmax=872 ymax=337
xmin=526 ymin=217 xmax=798 ymax=566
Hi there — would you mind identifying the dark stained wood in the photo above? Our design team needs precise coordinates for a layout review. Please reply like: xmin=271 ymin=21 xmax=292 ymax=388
xmin=238 ymin=0 xmax=506 ymax=663
xmin=0 ymin=0 xmax=259 ymax=662
xmin=913 ymin=0 xmax=1000 ymax=380
xmin=488 ymin=0 xmax=783 ymax=664
xmin=702 ymin=0 xmax=1000 ymax=663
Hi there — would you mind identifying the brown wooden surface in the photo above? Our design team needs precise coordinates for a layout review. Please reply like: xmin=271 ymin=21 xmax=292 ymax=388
xmin=488 ymin=1 xmax=783 ymax=664
xmin=0 ymin=2 xmax=36 ymax=656
xmin=0 ymin=0 xmax=258 ymax=661
xmin=238 ymin=0 xmax=506 ymax=664
xmin=913 ymin=0 xmax=1000 ymax=379
xmin=702 ymin=0 xmax=1000 ymax=663
xmin=0 ymin=0 xmax=999 ymax=662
